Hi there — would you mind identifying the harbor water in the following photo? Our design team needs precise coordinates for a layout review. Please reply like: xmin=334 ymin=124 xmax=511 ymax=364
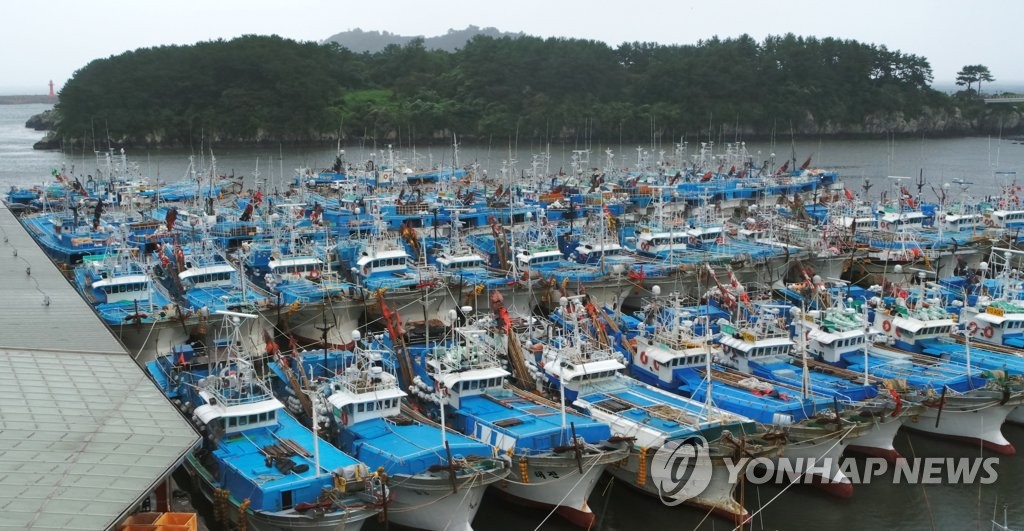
xmin=3 ymin=103 xmax=1024 ymax=530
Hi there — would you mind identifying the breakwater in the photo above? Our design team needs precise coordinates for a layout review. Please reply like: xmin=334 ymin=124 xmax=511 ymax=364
xmin=0 ymin=95 xmax=56 ymax=105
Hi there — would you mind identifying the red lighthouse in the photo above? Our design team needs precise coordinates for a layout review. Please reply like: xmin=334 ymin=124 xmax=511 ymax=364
xmin=48 ymin=80 xmax=54 ymax=97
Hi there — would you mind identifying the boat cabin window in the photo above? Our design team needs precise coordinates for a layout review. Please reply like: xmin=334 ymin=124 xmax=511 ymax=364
xmin=275 ymin=263 xmax=318 ymax=274
xmin=527 ymin=255 xmax=559 ymax=265
xmin=699 ymin=232 xmax=720 ymax=242
xmin=371 ymin=257 xmax=409 ymax=269
xmin=652 ymin=237 xmax=685 ymax=246
xmin=447 ymin=259 xmax=483 ymax=269
xmin=102 ymin=281 xmax=148 ymax=294
xmin=189 ymin=272 xmax=232 ymax=284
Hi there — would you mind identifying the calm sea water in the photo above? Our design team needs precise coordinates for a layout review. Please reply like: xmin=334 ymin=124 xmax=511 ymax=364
xmin=3 ymin=103 xmax=1024 ymax=199
xmin=4 ymin=103 xmax=1024 ymax=530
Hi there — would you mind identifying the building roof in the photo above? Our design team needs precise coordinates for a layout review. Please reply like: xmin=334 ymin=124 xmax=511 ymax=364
xmin=0 ymin=348 xmax=200 ymax=530
xmin=0 ymin=205 xmax=200 ymax=530
xmin=0 ymin=206 xmax=127 ymax=352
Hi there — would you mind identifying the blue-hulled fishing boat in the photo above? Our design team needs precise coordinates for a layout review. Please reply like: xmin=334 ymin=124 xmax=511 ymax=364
xmin=267 ymin=335 xmax=509 ymax=531
xmin=405 ymin=321 xmax=630 ymax=528
xmin=523 ymin=297 xmax=783 ymax=517
xmin=146 ymin=313 xmax=386 ymax=530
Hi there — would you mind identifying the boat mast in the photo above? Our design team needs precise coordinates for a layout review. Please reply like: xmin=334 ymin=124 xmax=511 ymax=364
xmin=861 ymin=298 xmax=870 ymax=386
xmin=438 ymin=367 xmax=448 ymax=449
xmin=311 ymin=389 xmax=321 ymax=477
xmin=703 ymin=298 xmax=714 ymax=419
xmin=561 ymin=296 xmax=575 ymax=438
xmin=799 ymin=304 xmax=810 ymax=401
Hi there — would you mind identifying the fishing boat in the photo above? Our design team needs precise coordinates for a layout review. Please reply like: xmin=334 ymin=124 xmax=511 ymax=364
xmin=525 ymin=296 xmax=782 ymax=517
xmin=73 ymin=249 xmax=195 ymax=363
xmin=266 ymin=334 xmax=510 ymax=531
xmin=337 ymin=230 xmax=448 ymax=326
xmin=146 ymin=312 xmax=386 ymax=530
xmin=242 ymin=238 xmax=367 ymax=347
xmin=405 ymin=320 xmax=631 ymax=528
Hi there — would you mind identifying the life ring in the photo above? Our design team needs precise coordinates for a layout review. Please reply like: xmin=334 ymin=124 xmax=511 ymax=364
xmin=882 ymin=320 xmax=892 ymax=332
xmin=652 ymin=360 xmax=661 ymax=371
xmin=984 ymin=326 xmax=994 ymax=338
xmin=639 ymin=351 xmax=649 ymax=365
xmin=341 ymin=407 xmax=349 ymax=425
xmin=640 ymin=241 xmax=651 ymax=251
xmin=985 ymin=218 xmax=995 ymax=227
xmin=967 ymin=322 xmax=979 ymax=335
xmin=308 ymin=269 xmax=321 ymax=280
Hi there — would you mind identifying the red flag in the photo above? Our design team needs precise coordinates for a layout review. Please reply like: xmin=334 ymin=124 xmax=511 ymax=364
xmin=774 ymin=162 xmax=790 ymax=176
xmin=177 ymin=352 xmax=187 ymax=365
xmin=800 ymin=155 xmax=813 ymax=170
xmin=728 ymin=165 xmax=736 ymax=176
xmin=700 ymin=171 xmax=713 ymax=182
xmin=844 ymin=188 xmax=854 ymax=201
xmin=499 ymin=307 xmax=511 ymax=332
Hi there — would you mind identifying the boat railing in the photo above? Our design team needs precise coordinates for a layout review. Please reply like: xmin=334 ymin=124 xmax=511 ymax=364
xmin=336 ymin=369 xmax=399 ymax=396
xmin=556 ymin=342 xmax=620 ymax=366
xmin=651 ymin=328 xmax=706 ymax=350
xmin=207 ymin=377 xmax=277 ymax=406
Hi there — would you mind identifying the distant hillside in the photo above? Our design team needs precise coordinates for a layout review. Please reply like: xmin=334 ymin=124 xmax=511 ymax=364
xmin=323 ymin=25 xmax=523 ymax=53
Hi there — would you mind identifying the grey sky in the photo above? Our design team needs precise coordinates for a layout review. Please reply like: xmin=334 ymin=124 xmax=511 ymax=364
xmin=3 ymin=0 xmax=1020 ymax=94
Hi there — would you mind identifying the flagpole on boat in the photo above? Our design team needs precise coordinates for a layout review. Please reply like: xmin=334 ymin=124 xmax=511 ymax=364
xmin=861 ymin=294 xmax=870 ymax=386
xmin=310 ymin=388 xmax=321 ymax=478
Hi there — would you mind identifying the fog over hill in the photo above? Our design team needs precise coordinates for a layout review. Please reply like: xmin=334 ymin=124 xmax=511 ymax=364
xmin=323 ymin=25 xmax=523 ymax=53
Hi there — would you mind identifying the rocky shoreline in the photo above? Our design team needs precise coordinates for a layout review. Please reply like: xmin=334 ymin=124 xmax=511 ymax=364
xmin=24 ymin=103 xmax=1024 ymax=151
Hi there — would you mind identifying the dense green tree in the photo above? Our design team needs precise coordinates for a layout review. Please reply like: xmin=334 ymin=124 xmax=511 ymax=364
xmin=53 ymin=32 xmax=1002 ymax=148
xmin=956 ymin=64 xmax=995 ymax=95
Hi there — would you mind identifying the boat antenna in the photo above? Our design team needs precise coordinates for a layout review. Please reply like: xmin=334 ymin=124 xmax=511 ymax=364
xmin=799 ymin=302 xmax=810 ymax=401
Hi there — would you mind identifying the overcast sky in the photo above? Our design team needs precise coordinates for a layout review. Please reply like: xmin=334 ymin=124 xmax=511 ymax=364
xmin=3 ymin=0 xmax=1020 ymax=94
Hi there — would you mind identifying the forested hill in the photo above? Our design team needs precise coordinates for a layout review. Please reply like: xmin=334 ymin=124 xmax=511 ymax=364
xmin=51 ymin=33 xmax=1022 ymax=149
xmin=323 ymin=26 xmax=523 ymax=53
